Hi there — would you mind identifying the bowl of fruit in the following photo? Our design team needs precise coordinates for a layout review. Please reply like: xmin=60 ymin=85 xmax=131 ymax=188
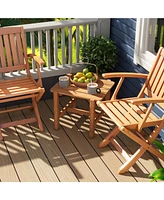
xmin=70 ymin=68 xmax=98 ymax=87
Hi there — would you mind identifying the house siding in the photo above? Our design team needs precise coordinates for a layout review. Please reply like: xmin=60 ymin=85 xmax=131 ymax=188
xmin=110 ymin=18 xmax=164 ymax=140
xmin=110 ymin=18 xmax=148 ymax=98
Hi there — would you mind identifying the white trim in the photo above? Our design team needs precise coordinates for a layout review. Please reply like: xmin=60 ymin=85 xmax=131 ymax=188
xmin=2 ymin=64 xmax=85 ymax=80
xmin=134 ymin=18 xmax=157 ymax=71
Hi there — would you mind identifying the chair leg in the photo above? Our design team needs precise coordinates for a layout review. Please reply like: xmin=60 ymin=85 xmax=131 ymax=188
xmin=118 ymin=126 xmax=164 ymax=174
xmin=32 ymin=97 xmax=44 ymax=132
xmin=99 ymin=127 xmax=120 ymax=148
xmin=0 ymin=129 xmax=3 ymax=141
xmin=36 ymin=88 xmax=45 ymax=102
xmin=118 ymin=146 xmax=146 ymax=174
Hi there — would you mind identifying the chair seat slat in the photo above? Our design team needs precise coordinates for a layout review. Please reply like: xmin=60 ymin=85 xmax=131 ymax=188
xmin=0 ymin=77 xmax=40 ymax=99
xmin=106 ymin=102 xmax=131 ymax=126
xmin=119 ymin=101 xmax=143 ymax=122
xmin=105 ymin=101 xmax=159 ymax=128
xmin=113 ymin=101 xmax=138 ymax=124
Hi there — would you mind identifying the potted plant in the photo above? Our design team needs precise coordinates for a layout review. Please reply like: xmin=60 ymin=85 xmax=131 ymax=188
xmin=81 ymin=35 xmax=118 ymax=74
xmin=149 ymin=140 xmax=164 ymax=181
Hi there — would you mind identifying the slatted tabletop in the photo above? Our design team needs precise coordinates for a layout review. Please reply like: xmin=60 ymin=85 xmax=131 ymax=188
xmin=50 ymin=79 xmax=115 ymax=101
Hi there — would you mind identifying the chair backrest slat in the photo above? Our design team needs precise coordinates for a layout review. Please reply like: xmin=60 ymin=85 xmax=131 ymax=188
xmin=154 ymin=62 xmax=164 ymax=96
xmin=149 ymin=55 xmax=164 ymax=97
xmin=0 ymin=26 xmax=30 ymax=74
xmin=139 ymin=47 xmax=164 ymax=99
xmin=9 ymin=33 xmax=19 ymax=65
xmin=16 ymin=33 xmax=24 ymax=64
xmin=0 ymin=35 xmax=6 ymax=66
xmin=4 ymin=34 xmax=13 ymax=66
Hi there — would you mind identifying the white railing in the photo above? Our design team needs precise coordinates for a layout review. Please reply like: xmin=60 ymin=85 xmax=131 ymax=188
xmin=3 ymin=18 xmax=111 ymax=80
xmin=22 ymin=18 xmax=98 ymax=78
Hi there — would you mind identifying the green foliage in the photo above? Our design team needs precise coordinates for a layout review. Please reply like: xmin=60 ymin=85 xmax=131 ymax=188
xmin=149 ymin=168 xmax=164 ymax=182
xmin=0 ymin=18 xmax=79 ymax=66
xmin=153 ymin=140 xmax=164 ymax=154
xmin=149 ymin=140 xmax=164 ymax=181
xmin=0 ymin=18 xmax=54 ymax=27
xmin=81 ymin=36 xmax=118 ymax=74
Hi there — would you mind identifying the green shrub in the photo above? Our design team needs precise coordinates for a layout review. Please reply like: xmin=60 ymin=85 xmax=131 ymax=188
xmin=149 ymin=140 xmax=164 ymax=181
xmin=81 ymin=36 xmax=118 ymax=74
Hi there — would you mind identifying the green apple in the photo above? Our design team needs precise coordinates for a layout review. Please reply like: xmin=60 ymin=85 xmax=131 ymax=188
xmin=84 ymin=79 xmax=90 ymax=83
xmin=78 ymin=77 xmax=84 ymax=83
xmin=83 ymin=68 xmax=89 ymax=74
xmin=92 ymin=75 xmax=96 ymax=81
xmin=73 ymin=77 xmax=78 ymax=82
xmin=85 ymin=72 xmax=93 ymax=78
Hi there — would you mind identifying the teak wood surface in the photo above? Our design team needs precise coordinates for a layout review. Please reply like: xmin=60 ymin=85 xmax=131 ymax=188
xmin=50 ymin=79 xmax=114 ymax=138
xmin=1 ymin=97 xmax=164 ymax=182
xmin=97 ymin=47 xmax=164 ymax=174
xmin=0 ymin=26 xmax=45 ymax=140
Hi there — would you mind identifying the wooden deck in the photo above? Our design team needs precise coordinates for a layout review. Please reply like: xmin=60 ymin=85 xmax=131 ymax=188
xmin=0 ymin=96 xmax=164 ymax=182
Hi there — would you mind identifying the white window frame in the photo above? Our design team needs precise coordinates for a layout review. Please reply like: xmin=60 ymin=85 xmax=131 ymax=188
xmin=134 ymin=18 xmax=157 ymax=71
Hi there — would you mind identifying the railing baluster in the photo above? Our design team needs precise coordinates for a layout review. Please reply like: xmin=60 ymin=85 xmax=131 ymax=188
xmin=61 ymin=28 xmax=65 ymax=67
xmin=68 ymin=27 xmax=72 ymax=66
xmin=30 ymin=31 xmax=36 ymax=72
xmin=53 ymin=29 xmax=58 ymax=67
xmin=83 ymin=25 xmax=86 ymax=43
xmin=89 ymin=24 xmax=95 ymax=38
xmin=46 ymin=30 xmax=51 ymax=68
xmin=76 ymin=25 xmax=79 ymax=63
xmin=38 ymin=30 xmax=43 ymax=70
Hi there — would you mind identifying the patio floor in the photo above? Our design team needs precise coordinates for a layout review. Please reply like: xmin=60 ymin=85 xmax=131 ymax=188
xmin=0 ymin=96 xmax=164 ymax=182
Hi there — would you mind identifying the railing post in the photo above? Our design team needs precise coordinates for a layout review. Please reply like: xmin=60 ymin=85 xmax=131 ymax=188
xmin=96 ymin=18 xmax=111 ymax=38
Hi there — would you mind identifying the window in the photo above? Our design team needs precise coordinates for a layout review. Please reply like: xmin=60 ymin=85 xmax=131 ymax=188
xmin=134 ymin=18 xmax=164 ymax=71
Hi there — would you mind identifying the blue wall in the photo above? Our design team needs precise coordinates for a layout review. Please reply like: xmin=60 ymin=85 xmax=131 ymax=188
xmin=110 ymin=18 xmax=148 ymax=98
xmin=110 ymin=18 xmax=164 ymax=140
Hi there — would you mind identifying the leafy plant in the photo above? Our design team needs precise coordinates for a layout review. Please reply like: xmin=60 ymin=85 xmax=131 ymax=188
xmin=149 ymin=168 xmax=164 ymax=182
xmin=81 ymin=35 xmax=118 ymax=74
xmin=149 ymin=140 xmax=164 ymax=181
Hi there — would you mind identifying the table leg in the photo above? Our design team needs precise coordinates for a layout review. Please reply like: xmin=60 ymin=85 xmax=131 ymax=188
xmin=105 ymin=90 xmax=111 ymax=100
xmin=0 ymin=129 xmax=2 ymax=141
xmin=54 ymin=92 xmax=59 ymax=129
xmin=89 ymin=99 xmax=96 ymax=138
xmin=72 ymin=97 xmax=77 ymax=108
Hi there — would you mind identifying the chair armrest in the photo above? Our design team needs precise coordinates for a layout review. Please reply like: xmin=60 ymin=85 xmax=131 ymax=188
xmin=102 ymin=72 xmax=148 ymax=79
xmin=126 ymin=98 xmax=164 ymax=105
xmin=105 ymin=73 xmax=148 ymax=100
xmin=28 ymin=54 xmax=45 ymax=65
xmin=27 ymin=54 xmax=45 ymax=87
xmin=126 ymin=97 xmax=164 ymax=131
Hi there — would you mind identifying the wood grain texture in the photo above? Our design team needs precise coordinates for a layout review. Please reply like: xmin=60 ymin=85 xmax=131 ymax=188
xmin=0 ymin=26 xmax=45 ymax=140
xmin=0 ymin=98 xmax=163 ymax=182
xmin=97 ymin=47 xmax=164 ymax=174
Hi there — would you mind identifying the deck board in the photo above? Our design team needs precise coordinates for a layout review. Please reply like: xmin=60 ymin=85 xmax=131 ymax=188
xmin=0 ymin=97 xmax=163 ymax=182
xmin=23 ymin=101 xmax=79 ymax=182
xmin=44 ymin=99 xmax=98 ymax=182
xmin=56 ymin=97 xmax=117 ymax=182
xmin=8 ymin=105 xmax=59 ymax=182
xmin=59 ymin=96 xmax=136 ymax=182
xmin=74 ymin=98 xmax=138 ymax=182
xmin=0 ymin=140 xmax=19 ymax=182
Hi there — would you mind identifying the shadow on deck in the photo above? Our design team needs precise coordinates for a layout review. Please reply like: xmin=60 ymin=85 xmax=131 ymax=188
xmin=0 ymin=96 xmax=163 ymax=182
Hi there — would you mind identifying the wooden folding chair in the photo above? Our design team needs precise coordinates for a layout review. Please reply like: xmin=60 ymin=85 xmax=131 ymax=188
xmin=97 ymin=47 xmax=164 ymax=174
xmin=0 ymin=26 xmax=45 ymax=140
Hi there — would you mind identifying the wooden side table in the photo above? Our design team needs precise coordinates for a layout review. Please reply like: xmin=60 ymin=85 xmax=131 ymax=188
xmin=50 ymin=79 xmax=114 ymax=138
